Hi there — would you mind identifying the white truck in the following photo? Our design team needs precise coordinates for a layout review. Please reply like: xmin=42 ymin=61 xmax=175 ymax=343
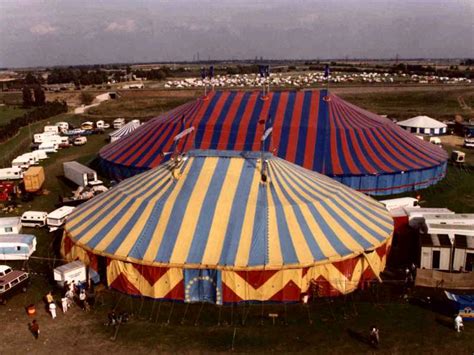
xmin=63 ymin=161 xmax=103 ymax=187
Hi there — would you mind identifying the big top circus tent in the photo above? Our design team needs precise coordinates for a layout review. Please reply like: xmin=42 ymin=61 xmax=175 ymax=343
xmin=99 ymin=90 xmax=448 ymax=195
xmin=63 ymin=150 xmax=393 ymax=303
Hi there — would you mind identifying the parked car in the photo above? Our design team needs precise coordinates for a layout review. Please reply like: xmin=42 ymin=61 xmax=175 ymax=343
xmin=0 ymin=265 xmax=29 ymax=304
xmin=73 ymin=136 xmax=87 ymax=146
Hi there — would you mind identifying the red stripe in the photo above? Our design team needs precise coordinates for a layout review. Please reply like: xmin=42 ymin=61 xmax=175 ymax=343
xmin=329 ymin=107 xmax=343 ymax=174
xmin=271 ymin=92 xmax=289 ymax=155
xmin=303 ymin=92 xmax=319 ymax=169
xmin=200 ymin=91 xmax=231 ymax=147
xmin=285 ymin=92 xmax=304 ymax=163
xmin=232 ymin=93 xmax=258 ymax=150
xmin=216 ymin=92 xmax=244 ymax=150
xmin=251 ymin=93 xmax=272 ymax=151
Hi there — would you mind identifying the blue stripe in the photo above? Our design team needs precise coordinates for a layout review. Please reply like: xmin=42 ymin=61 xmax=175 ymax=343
xmin=226 ymin=92 xmax=251 ymax=150
xmin=186 ymin=158 xmax=231 ymax=263
xmin=194 ymin=92 xmax=223 ymax=147
xmin=314 ymin=90 xmax=329 ymax=173
xmin=208 ymin=92 xmax=237 ymax=147
xmin=268 ymin=164 xmax=325 ymax=261
xmin=277 ymin=92 xmax=296 ymax=158
xmin=155 ymin=157 xmax=206 ymax=262
xmin=243 ymin=94 xmax=264 ymax=151
xmin=247 ymin=184 xmax=269 ymax=266
xmin=219 ymin=161 xmax=256 ymax=265
xmin=294 ymin=91 xmax=311 ymax=166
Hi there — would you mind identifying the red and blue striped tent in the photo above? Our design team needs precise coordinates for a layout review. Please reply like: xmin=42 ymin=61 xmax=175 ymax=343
xmin=99 ymin=90 xmax=447 ymax=195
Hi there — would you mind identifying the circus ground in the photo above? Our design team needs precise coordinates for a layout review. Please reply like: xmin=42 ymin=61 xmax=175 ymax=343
xmin=0 ymin=85 xmax=473 ymax=353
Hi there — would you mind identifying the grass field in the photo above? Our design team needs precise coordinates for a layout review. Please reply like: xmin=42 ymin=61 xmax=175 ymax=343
xmin=0 ymin=105 xmax=31 ymax=125
xmin=338 ymin=87 xmax=474 ymax=120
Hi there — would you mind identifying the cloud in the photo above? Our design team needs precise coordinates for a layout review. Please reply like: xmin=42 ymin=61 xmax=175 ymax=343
xmin=105 ymin=19 xmax=136 ymax=33
xmin=30 ymin=23 xmax=58 ymax=35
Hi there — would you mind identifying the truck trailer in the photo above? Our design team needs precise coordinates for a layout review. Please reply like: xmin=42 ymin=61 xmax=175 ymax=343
xmin=63 ymin=161 xmax=103 ymax=187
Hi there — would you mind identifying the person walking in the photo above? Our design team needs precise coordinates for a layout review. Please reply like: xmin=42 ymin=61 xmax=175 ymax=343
xmin=369 ymin=326 xmax=380 ymax=347
xmin=49 ymin=301 xmax=57 ymax=319
xmin=61 ymin=296 xmax=68 ymax=313
xmin=79 ymin=289 xmax=87 ymax=310
xmin=30 ymin=320 xmax=40 ymax=340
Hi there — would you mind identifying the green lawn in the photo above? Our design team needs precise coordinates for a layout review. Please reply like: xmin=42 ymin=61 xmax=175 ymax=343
xmin=0 ymin=105 xmax=31 ymax=125
xmin=339 ymin=88 xmax=474 ymax=120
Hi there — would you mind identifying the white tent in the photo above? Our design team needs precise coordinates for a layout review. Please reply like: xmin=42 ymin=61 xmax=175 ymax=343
xmin=397 ymin=116 xmax=447 ymax=136
xmin=109 ymin=120 xmax=141 ymax=142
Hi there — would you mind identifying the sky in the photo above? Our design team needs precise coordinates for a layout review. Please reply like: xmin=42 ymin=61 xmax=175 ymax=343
xmin=0 ymin=0 xmax=473 ymax=68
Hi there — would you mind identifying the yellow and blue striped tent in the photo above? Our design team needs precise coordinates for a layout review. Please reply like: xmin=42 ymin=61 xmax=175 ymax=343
xmin=63 ymin=150 xmax=393 ymax=303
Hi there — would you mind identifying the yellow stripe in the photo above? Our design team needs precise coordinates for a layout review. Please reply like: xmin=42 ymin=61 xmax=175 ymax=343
xmin=268 ymin=164 xmax=314 ymax=264
xmin=234 ymin=165 xmax=261 ymax=267
xmin=201 ymin=158 xmax=243 ymax=265
xmin=67 ymin=166 xmax=169 ymax=236
xmin=265 ymin=180 xmax=283 ymax=267
xmin=169 ymin=157 xmax=219 ymax=264
xmin=142 ymin=159 xmax=195 ymax=261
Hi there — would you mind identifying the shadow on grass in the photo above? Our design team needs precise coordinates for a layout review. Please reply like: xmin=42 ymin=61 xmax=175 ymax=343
xmin=436 ymin=317 xmax=454 ymax=330
xmin=346 ymin=328 xmax=370 ymax=346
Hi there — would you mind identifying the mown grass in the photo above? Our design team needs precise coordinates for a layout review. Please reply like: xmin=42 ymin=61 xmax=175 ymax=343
xmin=0 ymin=105 xmax=31 ymax=125
xmin=339 ymin=88 xmax=474 ymax=120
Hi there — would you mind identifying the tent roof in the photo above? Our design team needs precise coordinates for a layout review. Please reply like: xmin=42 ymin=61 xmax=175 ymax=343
xmin=100 ymin=90 xmax=447 ymax=179
xmin=109 ymin=120 xmax=141 ymax=138
xmin=66 ymin=150 xmax=393 ymax=270
xmin=397 ymin=116 xmax=447 ymax=129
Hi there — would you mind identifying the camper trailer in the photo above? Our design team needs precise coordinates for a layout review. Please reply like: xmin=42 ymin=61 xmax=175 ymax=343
xmin=46 ymin=206 xmax=75 ymax=232
xmin=33 ymin=132 xmax=58 ymax=144
xmin=0 ymin=217 xmax=22 ymax=235
xmin=424 ymin=214 xmax=474 ymax=226
xmin=429 ymin=137 xmax=442 ymax=145
xmin=96 ymin=120 xmax=110 ymax=129
xmin=20 ymin=211 xmax=48 ymax=228
xmin=0 ymin=235 xmax=36 ymax=260
xmin=38 ymin=142 xmax=58 ymax=153
xmin=420 ymin=233 xmax=452 ymax=271
xmin=44 ymin=125 xmax=60 ymax=134
xmin=453 ymin=235 xmax=474 ymax=271
xmin=26 ymin=150 xmax=48 ymax=161
xmin=17 ymin=154 xmax=39 ymax=166
xmin=55 ymin=122 xmax=69 ymax=131
xmin=405 ymin=208 xmax=454 ymax=229
xmin=380 ymin=197 xmax=420 ymax=211
xmin=0 ymin=167 xmax=23 ymax=180
xmin=113 ymin=118 xmax=125 ymax=129
xmin=11 ymin=156 xmax=31 ymax=170
xmin=63 ymin=161 xmax=102 ymax=187
xmin=53 ymin=260 xmax=87 ymax=287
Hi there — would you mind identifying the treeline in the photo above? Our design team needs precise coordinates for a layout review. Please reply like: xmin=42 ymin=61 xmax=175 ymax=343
xmin=47 ymin=68 xmax=109 ymax=85
xmin=0 ymin=101 xmax=68 ymax=143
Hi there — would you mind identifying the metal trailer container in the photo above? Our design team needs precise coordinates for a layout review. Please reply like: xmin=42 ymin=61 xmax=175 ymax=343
xmin=63 ymin=161 xmax=102 ymax=187
xmin=23 ymin=166 xmax=45 ymax=193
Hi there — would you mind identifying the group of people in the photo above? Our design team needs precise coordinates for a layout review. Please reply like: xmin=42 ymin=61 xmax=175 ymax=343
xmin=44 ymin=280 xmax=94 ymax=319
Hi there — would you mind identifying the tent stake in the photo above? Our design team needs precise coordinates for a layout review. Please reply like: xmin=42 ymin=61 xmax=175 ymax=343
xmin=181 ymin=303 xmax=189 ymax=325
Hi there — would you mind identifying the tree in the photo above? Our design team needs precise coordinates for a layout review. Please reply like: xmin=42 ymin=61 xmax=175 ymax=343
xmin=33 ymin=85 xmax=46 ymax=106
xmin=22 ymin=86 xmax=34 ymax=108
xmin=25 ymin=73 xmax=38 ymax=85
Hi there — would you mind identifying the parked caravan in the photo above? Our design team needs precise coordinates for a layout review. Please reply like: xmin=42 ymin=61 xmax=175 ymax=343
xmin=424 ymin=214 xmax=474 ymax=226
xmin=53 ymin=260 xmax=87 ymax=287
xmin=0 ymin=167 xmax=23 ymax=181
xmin=17 ymin=154 xmax=39 ymax=166
xmin=26 ymin=150 xmax=48 ymax=161
xmin=37 ymin=142 xmax=58 ymax=153
xmin=380 ymin=197 xmax=420 ymax=211
xmin=96 ymin=120 xmax=110 ymax=129
xmin=113 ymin=118 xmax=125 ymax=129
xmin=0 ymin=217 xmax=22 ymax=235
xmin=11 ymin=156 xmax=31 ymax=170
xmin=405 ymin=208 xmax=454 ymax=229
xmin=55 ymin=122 xmax=69 ymax=131
xmin=20 ymin=211 xmax=48 ymax=228
xmin=44 ymin=125 xmax=60 ymax=134
xmin=63 ymin=161 xmax=102 ymax=187
xmin=46 ymin=206 xmax=75 ymax=232
xmin=420 ymin=233 xmax=452 ymax=271
xmin=23 ymin=167 xmax=45 ymax=193
xmin=33 ymin=132 xmax=58 ymax=144
xmin=451 ymin=150 xmax=466 ymax=163
xmin=453 ymin=235 xmax=474 ymax=271
xmin=429 ymin=137 xmax=442 ymax=145
xmin=0 ymin=235 xmax=36 ymax=260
